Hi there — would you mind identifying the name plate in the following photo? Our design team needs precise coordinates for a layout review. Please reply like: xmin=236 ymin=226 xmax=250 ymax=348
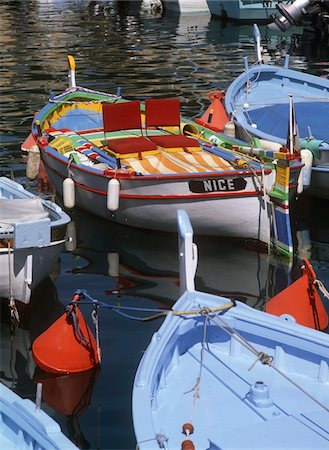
xmin=189 ymin=177 xmax=247 ymax=193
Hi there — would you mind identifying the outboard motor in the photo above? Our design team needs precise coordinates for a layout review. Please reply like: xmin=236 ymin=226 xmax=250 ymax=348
xmin=268 ymin=0 xmax=328 ymax=31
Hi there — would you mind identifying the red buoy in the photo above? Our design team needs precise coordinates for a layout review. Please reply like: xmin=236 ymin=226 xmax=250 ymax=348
xmin=32 ymin=296 xmax=101 ymax=373
xmin=195 ymin=91 xmax=229 ymax=133
xmin=266 ymin=259 xmax=328 ymax=330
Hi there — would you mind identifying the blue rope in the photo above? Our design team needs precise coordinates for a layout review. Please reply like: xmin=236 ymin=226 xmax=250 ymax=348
xmin=70 ymin=289 xmax=171 ymax=322
xmin=66 ymin=305 xmax=90 ymax=343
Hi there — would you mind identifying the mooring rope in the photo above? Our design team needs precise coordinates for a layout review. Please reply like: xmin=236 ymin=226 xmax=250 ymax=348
xmin=314 ymin=279 xmax=329 ymax=301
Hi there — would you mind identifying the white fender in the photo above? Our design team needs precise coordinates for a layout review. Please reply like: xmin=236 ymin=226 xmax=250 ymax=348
xmin=223 ymin=121 xmax=235 ymax=138
xmin=259 ymin=139 xmax=282 ymax=152
xmin=107 ymin=178 xmax=120 ymax=211
xmin=107 ymin=252 xmax=119 ymax=277
xmin=298 ymin=149 xmax=313 ymax=193
xmin=63 ymin=177 xmax=75 ymax=208
xmin=65 ymin=220 xmax=76 ymax=252
xmin=26 ymin=145 xmax=40 ymax=180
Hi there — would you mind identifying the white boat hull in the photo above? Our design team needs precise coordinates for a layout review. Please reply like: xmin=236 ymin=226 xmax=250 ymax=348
xmin=43 ymin=150 xmax=274 ymax=244
xmin=208 ymin=0 xmax=283 ymax=21
xmin=0 ymin=240 xmax=65 ymax=304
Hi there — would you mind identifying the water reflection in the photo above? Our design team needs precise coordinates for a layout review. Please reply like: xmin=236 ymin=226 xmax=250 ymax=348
xmin=65 ymin=208 xmax=296 ymax=310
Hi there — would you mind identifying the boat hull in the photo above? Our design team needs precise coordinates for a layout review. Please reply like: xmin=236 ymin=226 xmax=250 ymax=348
xmin=208 ymin=0 xmax=283 ymax=21
xmin=0 ymin=177 xmax=70 ymax=304
xmin=41 ymin=147 xmax=273 ymax=243
xmin=133 ymin=292 xmax=329 ymax=449
xmin=0 ymin=241 xmax=65 ymax=304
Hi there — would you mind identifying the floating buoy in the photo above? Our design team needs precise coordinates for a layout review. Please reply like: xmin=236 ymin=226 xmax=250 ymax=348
xmin=26 ymin=145 xmax=41 ymax=180
xmin=32 ymin=297 xmax=101 ymax=373
xmin=107 ymin=252 xmax=119 ymax=277
xmin=195 ymin=91 xmax=229 ymax=133
xmin=299 ymin=149 xmax=313 ymax=193
xmin=223 ymin=120 xmax=235 ymax=138
xmin=107 ymin=178 xmax=120 ymax=211
xmin=65 ymin=220 xmax=76 ymax=252
xmin=63 ymin=177 xmax=75 ymax=208
xmin=266 ymin=259 xmax=328 ymax=331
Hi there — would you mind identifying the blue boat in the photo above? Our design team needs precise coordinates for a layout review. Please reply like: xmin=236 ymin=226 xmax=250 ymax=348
xmin=224 ymin=25 xmax=329 ymax=199
xmin=0 ymin=382 xmax=78 ymax=450
xmin=132 ymin=210 xmax=329 ymax=449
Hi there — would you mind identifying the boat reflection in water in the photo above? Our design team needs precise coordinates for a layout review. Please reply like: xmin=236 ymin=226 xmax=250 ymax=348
xmin=0 ymin=275 xmax=99 ymax=449
xmin=65 ymin=207 xmax=295 ymax=311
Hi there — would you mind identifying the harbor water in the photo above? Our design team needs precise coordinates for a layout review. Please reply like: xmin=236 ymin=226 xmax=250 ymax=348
xmin=1 ymin=1 xmax=329 ymax=449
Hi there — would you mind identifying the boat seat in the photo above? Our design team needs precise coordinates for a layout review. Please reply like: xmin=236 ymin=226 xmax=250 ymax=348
xmin=102 ymin=101 xmax=157 ymax=157
xmin=145 ymin=98 xmax=200 ymax=149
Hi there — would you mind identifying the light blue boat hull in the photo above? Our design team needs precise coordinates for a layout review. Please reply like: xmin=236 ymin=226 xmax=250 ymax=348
xmin=0 ymin=383 xmax=78 ymax=450
xmin=225 ymin=63 xmax=329 ymax=199
xmin=133 ymin=210 xmax=329 ymax=449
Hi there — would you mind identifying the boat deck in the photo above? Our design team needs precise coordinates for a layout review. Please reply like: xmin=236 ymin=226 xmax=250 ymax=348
xmin=47 ymin=128 xmax=243 ymax=176
xmin=149 ymin=314 xmax=329 ymax=449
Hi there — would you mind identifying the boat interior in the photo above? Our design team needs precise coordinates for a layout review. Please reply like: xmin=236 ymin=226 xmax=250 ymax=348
xmin=42 ymin=96 xmax=250 ymax=176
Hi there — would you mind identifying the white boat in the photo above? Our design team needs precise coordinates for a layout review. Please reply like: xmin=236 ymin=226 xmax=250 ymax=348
xmin=0 ymin=382 xmax=78 ymax=450
xmin=0 ymin=177 xmax=70 ymax=304
xmin=208 ymin=0 xmax=291 ymax=21
xmin=24 ymin=55 xmax=304 ymax=257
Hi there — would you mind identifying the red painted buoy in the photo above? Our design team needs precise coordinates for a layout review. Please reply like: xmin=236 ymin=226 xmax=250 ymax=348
xmin=32 ymin=296 xmax=101 ymax=373
xmin=266 ymin=259 xmax=328 ymax=330
xmin=195 ymin=91 xmax=229 ymax=133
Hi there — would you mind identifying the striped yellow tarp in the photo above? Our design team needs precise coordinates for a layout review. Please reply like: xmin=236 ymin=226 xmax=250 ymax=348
xmin=121 ymin=149 xmax=233 ymax=175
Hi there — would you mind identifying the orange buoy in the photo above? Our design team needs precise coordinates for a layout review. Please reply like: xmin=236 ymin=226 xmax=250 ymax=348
xmin=266 ymin=259 xmax=328 ymax=330
xmin=195 ymin=91 xmax=229 ymax=133
xmin=32 ymin=296 xmax=101 ymax=373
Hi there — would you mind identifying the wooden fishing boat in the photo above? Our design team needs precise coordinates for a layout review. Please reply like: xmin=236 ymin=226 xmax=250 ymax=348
xmin=25 ymin=56 xmax=304 ymax=256
xmin=224 ymin=25 xmax=329 ymax=199
xmin=0 ymin=382 xmax=78 ymax=450
xmin=132 ymin=210 xmax=329 ymax=450
xmin=0 ymin=177 xmax=70 ymax=304
xmin=207 ymin=0 xmax=290 ymax=22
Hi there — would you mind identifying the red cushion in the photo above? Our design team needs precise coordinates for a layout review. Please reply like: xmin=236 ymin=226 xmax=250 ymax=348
xmin=148 ymin=134 xmax=199 ymax=148
xmin=107 ymin=136 xmax=157 ymax=154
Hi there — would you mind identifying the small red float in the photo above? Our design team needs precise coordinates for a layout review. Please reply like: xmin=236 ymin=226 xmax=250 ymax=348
xmin=266 ymin=259 xmax=328 ymax=330
xmin=195 ymin=91 xmax=229 ymax=133
xmin=32 ymin=294 xmax=101 ymax=373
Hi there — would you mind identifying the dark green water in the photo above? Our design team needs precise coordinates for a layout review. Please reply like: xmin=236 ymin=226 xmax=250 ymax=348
xmin=1 ymin=1 xmax=329 ymax=449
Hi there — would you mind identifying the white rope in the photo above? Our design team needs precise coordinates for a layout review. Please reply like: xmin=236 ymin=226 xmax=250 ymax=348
xmin=314 ymin=279 xmax=329 ymax=301
xmin=92 ymin=306 xmax=101 ymax=363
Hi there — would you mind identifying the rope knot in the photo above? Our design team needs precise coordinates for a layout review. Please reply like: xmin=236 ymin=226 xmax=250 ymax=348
xmin=258 ymin=352 xmax=273 ymax=365
xmin=249 ymin=351 xmax=273 ymax=371
xmin=199 ymin=307 xmax=211 ymax=315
